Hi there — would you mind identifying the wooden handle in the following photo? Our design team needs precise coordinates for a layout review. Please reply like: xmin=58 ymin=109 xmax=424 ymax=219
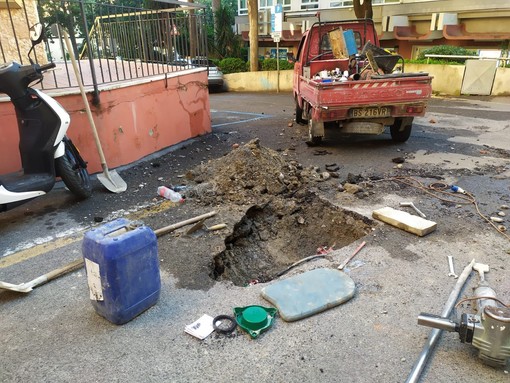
xmin=338 ymin=241 xmax=366 ymax=270
xmin=63 ymin=29 xmax=108 ymax=167
xmin=44 ymin=258 xmax=84 ymax=281
xmin=154 ymin=211 xmax=217 ymax=237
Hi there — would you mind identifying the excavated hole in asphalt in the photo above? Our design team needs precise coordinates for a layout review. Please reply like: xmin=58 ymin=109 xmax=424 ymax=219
xmin=211 ymin=193 xmax=375 ymax=286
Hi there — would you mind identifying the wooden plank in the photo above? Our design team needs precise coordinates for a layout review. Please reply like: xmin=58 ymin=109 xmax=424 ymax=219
xmin=372 ymin=207 xmax=437 ymax=237
xmin=329 ymin=28 xmax=347 ymax=59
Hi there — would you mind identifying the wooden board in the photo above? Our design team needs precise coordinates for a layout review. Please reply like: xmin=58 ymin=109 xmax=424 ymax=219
xmin=261 ymin=268 xmax=355 ymax=322
xmin=329 ymin=28 xmax=347 ymax=59
xmin=372 ymin=206 xmax=437 ymax=237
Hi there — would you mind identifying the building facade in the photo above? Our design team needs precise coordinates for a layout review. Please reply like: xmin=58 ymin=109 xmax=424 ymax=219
xmin=235 ymin=0 xmax=510 ymax=60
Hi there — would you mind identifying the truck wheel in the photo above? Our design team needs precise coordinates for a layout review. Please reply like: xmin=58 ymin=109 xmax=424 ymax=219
xmin=295 ymin=101 xmax=306 ymax=125
xmin=390 ymin=117 xmax=413 ymax=142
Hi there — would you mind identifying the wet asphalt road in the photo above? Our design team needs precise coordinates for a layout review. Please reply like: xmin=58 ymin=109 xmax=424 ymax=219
xmin=1 ymin=93 xmax=508 ymax=258
xmin=1 ymin=92 xmax=510 ymax=383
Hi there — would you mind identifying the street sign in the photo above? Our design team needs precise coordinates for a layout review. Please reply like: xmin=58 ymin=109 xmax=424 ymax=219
xmin=271 ymin=4 xmax=283 ymax=34
xmin=271 ymin=31 xmax=281 ymax=42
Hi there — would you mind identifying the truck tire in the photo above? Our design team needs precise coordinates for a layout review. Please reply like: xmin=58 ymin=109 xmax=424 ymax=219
xmin=390 ymin=117 xmax=413 ymax=142
xmin=295 ymin=101 xmax=307 ymax=125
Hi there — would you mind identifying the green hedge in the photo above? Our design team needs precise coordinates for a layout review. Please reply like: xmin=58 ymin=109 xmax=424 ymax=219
xmin=218 ymin=57 xmax=295 ymax=73
xmin=218 ymin=58 xmax=248 ymax=74
xmin=405 ymin=58 xmax=464 ymax=65
xmin=260 ymin=58 xmax=295 ymax=70
xmin=417 ymin=45 xmax=478 ymax=64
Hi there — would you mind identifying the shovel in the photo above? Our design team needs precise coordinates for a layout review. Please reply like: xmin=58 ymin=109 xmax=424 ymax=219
xmin=63 ymin=29 xmax=127 ymax=193
xmin=0 ymin=259 xmax=84 ymax=293
xmin=0 ymin=211 xmax=217 ymax=293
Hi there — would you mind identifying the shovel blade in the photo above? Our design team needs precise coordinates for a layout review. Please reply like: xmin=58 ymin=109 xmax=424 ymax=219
xmin=0 ymin=281 xmax=31 ymax=293
xmin=97 ymin=169 xmax=127 ymax=193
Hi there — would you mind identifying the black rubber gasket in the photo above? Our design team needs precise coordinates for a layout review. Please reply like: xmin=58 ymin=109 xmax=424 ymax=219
xmin=212 ymin=315 xmax=237 ymax=334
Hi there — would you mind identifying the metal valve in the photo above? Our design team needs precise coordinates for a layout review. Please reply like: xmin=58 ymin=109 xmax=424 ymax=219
xmin=418 ymin=284 xmax=510 ymax=367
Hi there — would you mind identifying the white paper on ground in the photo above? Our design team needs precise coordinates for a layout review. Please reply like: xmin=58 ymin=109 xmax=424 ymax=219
xmin=185 ymin=314 xmax=215 ymax=340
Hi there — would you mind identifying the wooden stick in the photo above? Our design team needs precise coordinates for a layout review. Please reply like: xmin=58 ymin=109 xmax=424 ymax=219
xmin=1 ymin=211 xmax=218 ymax=293
xmin=338 ymin=241 xmax=366 ymax=270
xmin=154 ymin=211 xmax=217 ymax=237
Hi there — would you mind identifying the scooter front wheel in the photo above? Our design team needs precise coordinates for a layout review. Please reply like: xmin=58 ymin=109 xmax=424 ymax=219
xmin=55 ymin=140 xmax=92 ymax=199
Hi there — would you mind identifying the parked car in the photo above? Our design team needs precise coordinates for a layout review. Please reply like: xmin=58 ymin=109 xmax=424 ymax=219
xmin=190 ymin=58 xmax=224 ymax=91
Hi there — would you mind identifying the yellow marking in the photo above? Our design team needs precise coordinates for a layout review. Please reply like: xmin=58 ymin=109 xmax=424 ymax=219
xmin=0 ymin=235 xmax=82 ymax=268
xmin=0 ymin=200 xmax=177 ymax=269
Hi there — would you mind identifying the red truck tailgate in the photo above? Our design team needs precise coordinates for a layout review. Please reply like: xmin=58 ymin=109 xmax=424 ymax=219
xmin=300 ymin=75 xmax=432 ymax=108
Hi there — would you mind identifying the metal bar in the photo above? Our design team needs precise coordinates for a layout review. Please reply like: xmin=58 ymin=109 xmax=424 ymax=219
xmin=92 ymin=4 xmax=106 ymax=84
xmin=405 ymin=259 xmax=475 ymax=383
xmin=0 ymin=35 xmax=5 ymax=63
xmin=6 ymin=0 xmax=23 ymax=63
xmin=119 ymin=18 xmax=129 ymax=80
xmin=111 ymin=18 xmax=122 ymax=81
xmin=59 ymin=24 xmax=73 ymax=88
xmin=79 ymin=0 xmax=100 ymax=104
xmin=155 ymin=13 xmax=164 ymax=74
xmin=99 ymin=6 xmax=113 ymax=83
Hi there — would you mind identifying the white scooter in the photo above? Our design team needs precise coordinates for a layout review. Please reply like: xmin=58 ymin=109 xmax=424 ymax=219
xmin=0 ymin=23 xmax=91 ymax=212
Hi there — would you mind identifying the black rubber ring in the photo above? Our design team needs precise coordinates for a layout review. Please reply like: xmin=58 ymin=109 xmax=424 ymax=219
xmin=212 ymin=315 xmax=237 ymax=334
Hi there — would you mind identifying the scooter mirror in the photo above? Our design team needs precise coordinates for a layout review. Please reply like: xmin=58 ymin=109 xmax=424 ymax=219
xmin=29 ymin=23 xmax=45 ymax=45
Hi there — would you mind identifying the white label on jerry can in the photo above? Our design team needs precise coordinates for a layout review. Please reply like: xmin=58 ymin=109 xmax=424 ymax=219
xmin=85 ymin=258 xmax=104 ymax=301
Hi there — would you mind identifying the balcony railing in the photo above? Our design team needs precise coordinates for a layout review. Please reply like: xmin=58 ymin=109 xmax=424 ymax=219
xmin=0 ymin=0 xmax=208 ymax=100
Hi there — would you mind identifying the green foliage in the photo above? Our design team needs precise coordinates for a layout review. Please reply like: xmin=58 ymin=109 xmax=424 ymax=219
xmin=261 ymin=58 xmax=294 ymax=70
xmin=218 ymin=57 xmax=247 ymax=74
xmin=218 ymin=57 xmax=295 ymax=73
xmin=195 ymin=0 xmax=241 ymax=59
xmin=213 ymin=5 xmax=242 ymax=58
xmin=417 ymin=45 xmax=477 ymax=64
xmin=405 ymin=58 xmax=464 ymax=66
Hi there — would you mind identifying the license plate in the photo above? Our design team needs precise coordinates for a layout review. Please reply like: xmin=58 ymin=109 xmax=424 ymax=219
xmin=349 ymin=107 xmax=391 ymax=118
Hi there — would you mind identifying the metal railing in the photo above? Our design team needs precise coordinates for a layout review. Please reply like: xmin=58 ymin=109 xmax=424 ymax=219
xmin=0 ymin=0 xmax=208 ymax=100
xmin=425 ymin=54 xmax=510 ymax=67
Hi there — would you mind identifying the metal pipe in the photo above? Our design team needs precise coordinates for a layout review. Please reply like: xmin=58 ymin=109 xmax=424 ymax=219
xmin=417 ymin=313 xmax=457 ymax=332
xmin=405 ymin=258 xmax=475 ymax=383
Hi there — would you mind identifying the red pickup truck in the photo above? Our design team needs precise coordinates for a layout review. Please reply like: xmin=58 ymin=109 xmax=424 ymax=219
xmin=293 ymin=19 xmax=433 ymax=143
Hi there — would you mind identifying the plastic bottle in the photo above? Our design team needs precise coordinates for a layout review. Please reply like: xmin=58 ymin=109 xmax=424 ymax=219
xmin=157 ymin=186 xmax=184 ymax=202
xmin=451 ymin=185 xmax=466 ymax=194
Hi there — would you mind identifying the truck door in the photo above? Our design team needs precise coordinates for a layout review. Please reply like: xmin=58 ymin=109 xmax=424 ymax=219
xmin=293 ymin=33 xmax=307 ymax=98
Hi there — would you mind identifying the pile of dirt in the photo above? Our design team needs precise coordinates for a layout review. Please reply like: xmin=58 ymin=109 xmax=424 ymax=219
xmin=181 ymin=139 xmax=375 ymax=286
xmin=185 ymin=138 xmax=329 ymax=205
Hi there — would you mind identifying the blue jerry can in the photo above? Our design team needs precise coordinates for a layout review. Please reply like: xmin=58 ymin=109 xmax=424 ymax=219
xmin=82 ymin=218 xmax=160 ymax=324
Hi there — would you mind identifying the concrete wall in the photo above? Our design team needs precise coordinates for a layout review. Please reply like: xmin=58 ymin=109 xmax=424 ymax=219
xmin=225 ymin=70 xmax=294 ymax=92
xmin=224 ymin=66 xmax=510 ymax=96
xmin=0 ymin=70 xmax=211 ymax=175
xmin=492 ymin=67 xmax=510 ymax=96
xmin=405 ymin=63 xmax=466 ymax=96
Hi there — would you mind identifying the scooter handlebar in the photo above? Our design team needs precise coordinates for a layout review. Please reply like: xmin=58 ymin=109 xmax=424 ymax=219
xmin=38 ymin=62 xmax=56 ymax=72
